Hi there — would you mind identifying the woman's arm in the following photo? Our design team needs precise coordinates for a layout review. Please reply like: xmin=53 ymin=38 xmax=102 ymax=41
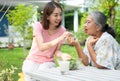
xmin=54 ymin=43 xmax=63 ymax=58
xmin=35 ymin=31 xmax=71 ymax=52
xmin=87 ymin=37 xmax=107 ymax=69
xmin=74 ymin=41 xmax=89 ymax=66
xmin=67 ymin=36 xmax=89 ymax=66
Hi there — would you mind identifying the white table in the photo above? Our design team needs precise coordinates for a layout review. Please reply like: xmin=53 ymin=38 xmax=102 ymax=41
xmin=26 ymin=66 xmax=120 ymax=81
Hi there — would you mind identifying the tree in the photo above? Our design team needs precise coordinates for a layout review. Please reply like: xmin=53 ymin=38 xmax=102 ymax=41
xmin=90 ymin=0 xmax=120 ymax=43
xmin=90 ymin=0 xmax=119 ymax=27
xmin=6 ymin=4 xmax=37 ymax=57
xmin=114 ymin=5 xmax=120 ymax=43
xmin=98 ymin=0 xmax=118 ymax=27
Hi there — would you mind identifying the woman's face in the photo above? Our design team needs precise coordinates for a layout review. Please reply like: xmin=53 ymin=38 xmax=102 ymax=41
xmin=47 ymin=7 xmax=62 ymax=27
xmin=84 ymin=15 xmax=99 ymax=36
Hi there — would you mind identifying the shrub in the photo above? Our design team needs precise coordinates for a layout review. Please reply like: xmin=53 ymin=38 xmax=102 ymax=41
xmin=0 ymin=65 xmax=17 ymax=81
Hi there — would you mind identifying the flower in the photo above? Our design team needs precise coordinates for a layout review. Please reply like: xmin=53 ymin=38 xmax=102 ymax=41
xmin=18 ymin=72 xmax=25 ymax=81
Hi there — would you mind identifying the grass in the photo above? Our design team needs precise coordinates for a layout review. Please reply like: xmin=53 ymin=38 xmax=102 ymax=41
xmin=0 ymin=44 xmax=79 ymax=80
xmin=61 ymin=44 xmax=79 ymax=58
xmin=0 ymin=47 xmax=28 ymax=81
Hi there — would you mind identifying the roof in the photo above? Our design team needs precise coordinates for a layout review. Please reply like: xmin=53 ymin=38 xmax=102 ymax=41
xmin=0 ymin=0 xmax=84 ymax=11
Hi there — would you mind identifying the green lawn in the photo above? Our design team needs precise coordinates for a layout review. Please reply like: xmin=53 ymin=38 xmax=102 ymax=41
xmin=0 ymin=44 xmax=78 ymax=81
xmin=0 ymin=47 xmax=27 ymax=80
xmin=61 ymin=44 xmax=78 ymax=58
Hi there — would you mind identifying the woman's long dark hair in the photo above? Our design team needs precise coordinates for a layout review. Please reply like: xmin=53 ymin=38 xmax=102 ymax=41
xmin=89 ymin=11 xmax=116 ymax=38
xmin=41 ymin=1 xmax=62 ymax=30
xmin=102 ymin=24 xmax=116 ymax=38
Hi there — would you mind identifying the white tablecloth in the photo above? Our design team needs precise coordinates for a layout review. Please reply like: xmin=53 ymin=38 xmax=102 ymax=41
xmin=27 ymin=66 xmax=120 ymax=81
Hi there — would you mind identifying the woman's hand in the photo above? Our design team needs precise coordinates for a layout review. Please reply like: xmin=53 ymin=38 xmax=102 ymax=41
xmin=67 ymin=35 xmax=78 ymax=46
xmin=61 ymin=53 xmax=72 ymax=61
xmin=87 ymin=37 xmax=99 ymax=46
xmin=59 ymin=31 xmax=72 ymax=41
xmin=55 ymin=52 xmax=72 ymax=61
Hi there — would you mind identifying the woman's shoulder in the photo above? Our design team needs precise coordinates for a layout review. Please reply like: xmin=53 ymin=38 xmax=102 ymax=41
xmin=33 ymin=22 xmax=43 ymax=30
xmin=33 ymin=22 xmax=41 ymax=27
xmin=58 ymin=26 xmax=66 ymax=32
xmin=99 ymin=32 xmax=118 ymax=45
xmin=99 ymin=32 xmax=113 ymax=40
xmin=60 ymin=26 xmax=66 ymax=30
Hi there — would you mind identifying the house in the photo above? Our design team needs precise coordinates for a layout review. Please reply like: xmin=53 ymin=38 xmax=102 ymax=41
xmin=0 ymin=0 xmax=85 ymax=48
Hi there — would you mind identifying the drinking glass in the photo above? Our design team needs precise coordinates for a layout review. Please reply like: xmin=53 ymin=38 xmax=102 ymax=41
xmin=58 ymin=61 xmax=70 ymax=75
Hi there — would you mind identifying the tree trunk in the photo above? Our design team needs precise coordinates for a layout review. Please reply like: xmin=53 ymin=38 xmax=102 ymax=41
xmin=110 ymin=7 xmax=114 ymax=27
xmin=23 ymin=37 xmax=27 ymax=58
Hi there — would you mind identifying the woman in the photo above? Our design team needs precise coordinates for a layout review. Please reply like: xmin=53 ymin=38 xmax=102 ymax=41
xmin=68 ymin=11 xmax=120 ymax=70
xmin=22 ymin=1 xmax=71 ymax=81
